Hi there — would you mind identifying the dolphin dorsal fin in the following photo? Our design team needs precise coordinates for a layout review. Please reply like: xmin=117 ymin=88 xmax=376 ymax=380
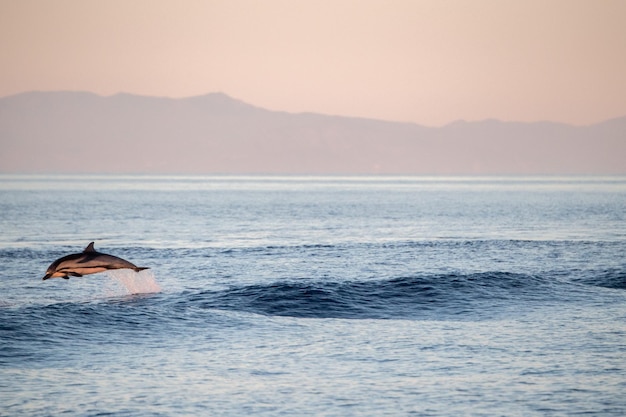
xmin=83 ymin=242 xmax=96 ymax=253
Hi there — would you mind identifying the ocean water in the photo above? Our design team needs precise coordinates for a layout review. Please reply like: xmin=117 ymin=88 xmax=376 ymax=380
xmin=1 ymin=175 xmax=625 ymax=416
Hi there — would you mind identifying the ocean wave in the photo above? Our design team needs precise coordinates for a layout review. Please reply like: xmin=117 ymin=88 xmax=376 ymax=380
xmin=574 ymin=269 xmax=626 ymax=290
xmin=2 ymin=270 xmax=623 ymax=366
xmin=3 ymin=270 xmax=617 ymax=327
xmin=186 ymin=272 xmax=566 ymax=320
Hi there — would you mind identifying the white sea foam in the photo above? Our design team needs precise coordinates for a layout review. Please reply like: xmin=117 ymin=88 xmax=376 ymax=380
xmin=105 ymin=269 xmax=162 ymax=295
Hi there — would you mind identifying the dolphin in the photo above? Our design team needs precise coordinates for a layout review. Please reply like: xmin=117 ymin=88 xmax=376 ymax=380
xmin=43 ymin=242 xmax=149 ymax=280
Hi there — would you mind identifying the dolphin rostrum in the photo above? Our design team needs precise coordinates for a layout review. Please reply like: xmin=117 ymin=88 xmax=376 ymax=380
xmin=43 ymin=242 xmax=149 ymax=280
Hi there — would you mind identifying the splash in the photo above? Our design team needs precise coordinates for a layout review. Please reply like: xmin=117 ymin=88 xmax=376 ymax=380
xmin=105 ymin=269 xmax=162 ymax=295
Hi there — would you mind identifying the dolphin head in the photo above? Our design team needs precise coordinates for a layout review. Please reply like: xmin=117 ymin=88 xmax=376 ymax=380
xmin=43 ymin=260 xmax=66 ymax=280
xmin=42 ymin=254 xmax=77 ymax=280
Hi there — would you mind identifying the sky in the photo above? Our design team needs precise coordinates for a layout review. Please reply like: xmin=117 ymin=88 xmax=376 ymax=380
xmin=1 ymin=0 xmax=625 ymax=126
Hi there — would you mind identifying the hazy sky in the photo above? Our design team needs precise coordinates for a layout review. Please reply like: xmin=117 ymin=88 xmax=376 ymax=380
xmin=1 ymin=0 xmax=624 ymax=126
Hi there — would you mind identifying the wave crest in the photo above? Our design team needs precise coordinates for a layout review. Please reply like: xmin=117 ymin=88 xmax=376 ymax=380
xmin=190 ymin=272 xmax=559 ymax=319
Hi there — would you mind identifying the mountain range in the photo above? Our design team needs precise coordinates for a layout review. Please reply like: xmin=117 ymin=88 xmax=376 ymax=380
xmin=1 ymin=91 xmax=624 ymax=174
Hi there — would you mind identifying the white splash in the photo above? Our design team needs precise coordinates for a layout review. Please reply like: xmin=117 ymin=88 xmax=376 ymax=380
xmin=105 ymin=269 xmax=162 ymax=295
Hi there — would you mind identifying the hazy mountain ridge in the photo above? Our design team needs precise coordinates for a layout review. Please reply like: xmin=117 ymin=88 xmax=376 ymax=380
xmin=1 ymin=91 xmax=624 ymax=174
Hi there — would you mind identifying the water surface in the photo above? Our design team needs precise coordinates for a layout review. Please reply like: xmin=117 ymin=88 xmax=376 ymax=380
xmin=1 ymin=175 xmax=625 ymax=416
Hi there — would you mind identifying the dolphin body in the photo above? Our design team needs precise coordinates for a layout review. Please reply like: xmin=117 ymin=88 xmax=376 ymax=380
xmin=43 ymin=242 xmax=149 ymax=280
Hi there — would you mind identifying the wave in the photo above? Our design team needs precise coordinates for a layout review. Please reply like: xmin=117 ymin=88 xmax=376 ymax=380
xmin=2 ymin=272 xmax=561 ymax=354
xmin=3 ymin=270 xmax=623 ymax=325
xmin=3 ymin=270 xmax=624 ymax=365
xmin=573 ymin=268 xmax=626 ymax=290
xmin=184 ymin=272 xmax=572 ymax=320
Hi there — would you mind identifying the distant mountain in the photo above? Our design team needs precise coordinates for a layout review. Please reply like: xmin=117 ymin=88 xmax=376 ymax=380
xmin=0 ymin=91 xmax=624 ymax=174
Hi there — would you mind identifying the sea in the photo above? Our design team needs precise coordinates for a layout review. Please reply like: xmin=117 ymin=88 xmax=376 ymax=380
xmin=1 ymin=175 xmax=625 ymax=416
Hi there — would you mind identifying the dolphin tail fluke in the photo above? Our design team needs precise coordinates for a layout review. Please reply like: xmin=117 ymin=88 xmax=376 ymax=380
xmin=133 ymin=267 xmax=150 ymax=272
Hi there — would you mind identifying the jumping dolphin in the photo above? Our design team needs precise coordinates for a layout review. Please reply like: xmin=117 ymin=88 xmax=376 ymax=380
xmin=43 ymin=242 xmax=149 ymax=280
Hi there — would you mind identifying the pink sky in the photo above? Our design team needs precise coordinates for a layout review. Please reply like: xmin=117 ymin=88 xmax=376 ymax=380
xmin=1 ymin=0 xmax=625 ymax=126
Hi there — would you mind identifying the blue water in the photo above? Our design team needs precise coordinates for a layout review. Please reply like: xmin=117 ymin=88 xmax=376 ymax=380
xmin=1 ymin=175 xmax=625 ymax=416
